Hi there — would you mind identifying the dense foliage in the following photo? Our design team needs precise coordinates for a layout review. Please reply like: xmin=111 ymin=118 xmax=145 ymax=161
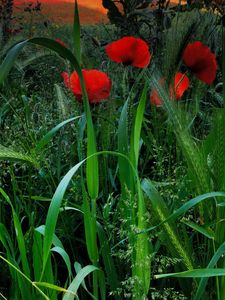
xmin=0 ymin=1 xmax=225 ymax=299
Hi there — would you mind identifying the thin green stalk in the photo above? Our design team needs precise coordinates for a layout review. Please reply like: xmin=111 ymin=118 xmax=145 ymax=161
xmin=219 ymin=23 xmax=225 ymax=300
xmin=213 ymin=240 xmax=220 ymax=300
xmin=0 ymin=255 xmax=49 ymax=300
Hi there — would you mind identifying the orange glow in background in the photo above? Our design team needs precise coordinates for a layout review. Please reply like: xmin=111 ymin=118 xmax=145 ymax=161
xmin=14 ymin=1 xmax=188 ymax=25
xmin=15 ymin=0 xmax=108 ymax=24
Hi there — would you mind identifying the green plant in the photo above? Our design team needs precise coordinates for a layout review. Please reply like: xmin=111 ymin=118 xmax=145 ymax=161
xmin=1 ymin=1 xmax=225 ymax=300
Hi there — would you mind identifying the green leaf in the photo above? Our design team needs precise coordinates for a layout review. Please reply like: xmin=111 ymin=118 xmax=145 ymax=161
xmin=194 ymin=241 xmax=225 ymax=300
xmin=0 ymin=223 xmax=14 ymax=255
xmin=34 ymin=282 xmax=76 ymax=296
xmin=74 ymin=262 xmax=97 ymax=300
xmin=155 ymin=269 xmax=225 ymax=279
xmin=35 ymin=225 xmax=64 ymax=249
xmin=0 ymin=189 xmax=31 ymax=278
xmin=130 ymin=82 xmax=147 ymax=168
xmin=0 ymin=40 xmax=27 ymax=84
xmin=33 ymin=230 xmax=43 ymax=282
xmin=73 ymin=0 xmax=81 ymax=64
xmin=29 ymin=38 xmax=81 ymax=71
xmin=42 ymin=160 xmax=85 ymax=276
xmin=51 ymin=246 xmax=72 ymax=279
xmin=0 ymin=255 xmax=49 ymax=300
xmin=141 ymin=181 xmax=225 ymax=234
xmin=41 ymin=150 xmax=127 ymax=277
xmin=63 ymin=265 xmax=99 ymax=300
xmin=86 ymin=111 xmax=99 ymax=199
xmin=182 ymin=220 xmax=215 ymax=240
xmin=82 ymin=189 xmax=98 ymax=263
xmin=118 ymin=99 xmax=130 ymax=193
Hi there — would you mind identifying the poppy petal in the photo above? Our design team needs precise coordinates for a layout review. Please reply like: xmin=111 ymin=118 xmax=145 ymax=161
xmin=150 ymin=78 xmax=165 ymax=107
xmin=183 ymin=41 xmax=217 ymax=85
xmin=62 ymin=70 xmax=111 ymax=104
xmin=150 ymin=88 xmax=162 ymax=106
xmin=105 ymin=36 xmax=151 ymax=68
xmin=70 ymin=71 xmax=83 ymax=101
xmin=150 ymin=73 xmax=189 ymax=106
xmin=174 ymin=72 xmax=190 ymax=100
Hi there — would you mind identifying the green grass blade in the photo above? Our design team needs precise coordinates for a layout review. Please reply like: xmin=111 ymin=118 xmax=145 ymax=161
xmin=98 ymin=270 xmax=106 ymax=300
xmin=182 ymin=220 xmax=215 ymax=240
xmin=35 ymin=225 xmax=64 ymax=249
xmin=73 ymin=0 xmax=81 ymax=64
xmin=0 ymin=189 xmax=31 ymax=278
xmin=130 ymin=83 xmax=147 ymax=168
xmin=41 ymin=160 xmax=85 ymax=276
xmin=63 ymin=265 xmax=99 ymax=300
xmin=0 ymin=255 xmax=49 ymax=300
xmin=194 ymin=241 xmax=225 ymax=300
xmin=29 ymin=38 xmax=81 ymax=70
xmin=33 ymin=230 xmax=43 ymax=282
xmin=51 ymin=246 xmax=72 ymax=279
xmin=29 ymin=38 xmax=98 ymax=199
xmin=41 ymin=150 xmax=136 ymax=276
xmin=155 ymin=269 xmax=225 ymax=279
xmin=0 ymin=40 xmax=27 ymax=84
xmin=86 ymin=120 xmax=99 ymax=200
xmin=0 ymin=223 xmax=14 ymax=255
xmin=0 ymin=38 xmax=81 ymax=82
xmin=118 ymin=99 xmax=130 ymax=191
xmin=34 ymin=282 xmax=76 ymax=296
xmin=82 ymin=189 xmax=98 ymax=263
xmin=34 ymin=116 xmax=81 ymax=154
xmin=44 ymin=256 xmax=57 ymax=300
xmin=128 ymin=83 xmax=151 ymax=296
xmin=141 ymin=181 xmax=225 ymax=234
xmin=97 ymin=222 xmax=119 ymax=296
xmin=74 ymin=262 xmax=97 ymax=300
xmin=31 ymin=38 xmax=99 ymax=200
xmin=134 ymin=181 xmax=151 ymax=296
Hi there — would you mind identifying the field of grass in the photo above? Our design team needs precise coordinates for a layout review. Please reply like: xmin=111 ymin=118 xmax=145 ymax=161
xmin=0 ymin=1 xmax=225 ymax=300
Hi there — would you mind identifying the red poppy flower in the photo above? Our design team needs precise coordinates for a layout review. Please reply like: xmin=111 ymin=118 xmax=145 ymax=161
xmin=150 ymin=78 xmax=165 ymax=106
xmin=182 ymin=41 xmax=217 ymax=85
xmin=61 ymin=70 xmax=112 ymax=104
xmin=150 ymin=72 xmax=189 ymax=106
xmin=174 ymin=72 xmax=190 ymax=100
xmin=55 ymin=39 xmax=67 ymax=47
xmin=105 ymin=36 xmax=151 ymax=68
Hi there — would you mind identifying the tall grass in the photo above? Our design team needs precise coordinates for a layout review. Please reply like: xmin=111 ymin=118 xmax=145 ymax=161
xmin=0 ymin=1 xmax=225 ymax=300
